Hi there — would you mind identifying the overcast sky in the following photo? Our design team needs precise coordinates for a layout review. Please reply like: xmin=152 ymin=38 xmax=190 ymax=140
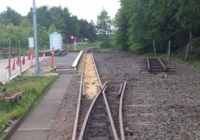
xmin=0 ymin=0 xmax=120 ymax=22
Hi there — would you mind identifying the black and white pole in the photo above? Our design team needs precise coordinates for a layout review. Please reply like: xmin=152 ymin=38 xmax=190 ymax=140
xmin=32 ymin=0 xmax=40 ymax=75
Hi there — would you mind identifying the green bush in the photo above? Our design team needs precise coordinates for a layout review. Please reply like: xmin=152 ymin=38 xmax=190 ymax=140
xmin=129 ymin=42 xmax=143 ymax=53
xmin=100 ymin=38 xmax=113 ymax=48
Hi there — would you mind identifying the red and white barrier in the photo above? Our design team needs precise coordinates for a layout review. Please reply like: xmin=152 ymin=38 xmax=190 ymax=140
xmin=51 ymin=49 xmax=55 ymax=66
xmin=42 ymin=52 xmax=46 ymax=61
xmin=1 ymin=50 xmax=50 ymax=84
xmin=12 ymin=59 xmax=15 ymax=71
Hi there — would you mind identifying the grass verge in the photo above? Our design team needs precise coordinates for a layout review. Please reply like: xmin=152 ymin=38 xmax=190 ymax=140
xmin=159 ymin=54 xmax=200 ymax=69
xmin=0 ymin=75 xmax=57 ymax=138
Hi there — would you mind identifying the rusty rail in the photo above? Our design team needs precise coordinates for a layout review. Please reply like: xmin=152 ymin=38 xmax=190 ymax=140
xmin=78 ymin=82 xmax=109 ymax=140
xmin=157 ymin=58 xmax=167 ymax=71
xmin=71 ymin=49 xmax=87 ymax=140
xmin=119 ymin=81 xmax=127 ymax=140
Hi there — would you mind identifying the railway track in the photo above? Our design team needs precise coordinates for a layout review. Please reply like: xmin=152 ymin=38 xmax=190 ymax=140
xmin=78 ymin=81 xmax=126 ymax=140
xmin=103 ymin=81 xmax=127 ymax=140
xmin=147 ymin=57 xmax=166 ymax=73
xmin=72 ymin=49 xmax=101 ymax=140
xmin=72 ymin=49 xmax=127 ymax=140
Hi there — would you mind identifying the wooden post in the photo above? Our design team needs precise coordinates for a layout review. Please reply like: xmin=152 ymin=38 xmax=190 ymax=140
xmin=153 ymin=40 xmax=156 ymax=56
xmin=185 ymin=25 xmax=192 ymax=61
xmin=168 ymin=40 xmax=171 ymax=61
xmin=184 ymin=43 xmax=189 ymax=61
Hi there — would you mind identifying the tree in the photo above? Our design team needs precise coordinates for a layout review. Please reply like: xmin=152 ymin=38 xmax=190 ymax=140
xmin=96 ymin=9 xmax=112 ymax=37
xmin=0 ymin=7 xmax=22 ymax=25
xmin=79 ymin=19 xmax=96 ymax=42
xmin=28 ymin=6 xmax=52 ymax=28
xmin=19 ymin=18 xmax=32 ymax=47
xmin=0 ymin=6 xmax=97 ymax=49
xmin=50 ymin=6 xmax=66 ymax=32
xmin=114 ymin=0 xmax=130 ymax=50
xmin=0 ymin=23 xmax=31 ymax=48
xmin=115 ymin=0 xmax=200 ymax=55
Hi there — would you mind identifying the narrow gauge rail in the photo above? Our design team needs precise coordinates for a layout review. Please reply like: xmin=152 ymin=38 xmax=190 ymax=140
xmin=72 ymin=49 xmax=88 ymax=140
xmin=78 ymin=81 xmax=127 ymax=140
xmin=103 ymin=81 xmax=127 ymax=140
xmin=72 ymin=49 xmax=102 ymax=140
xmin=72 ymin=49 xmax=127 ymax=140
xmin=147 ymin=57 xmax=166 ymax=73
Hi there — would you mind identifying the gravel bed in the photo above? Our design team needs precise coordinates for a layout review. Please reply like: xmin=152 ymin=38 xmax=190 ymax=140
xmin=76 ymin=95 xmax=92 ymax=139
xmin=48 ymin=73 xmax=81 ymax=140
xmin=93 ymin=50 xmax=200 ymax=140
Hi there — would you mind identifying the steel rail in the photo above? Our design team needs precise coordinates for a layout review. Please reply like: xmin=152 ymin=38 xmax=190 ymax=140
xmin=78 ymin=82 xmax=108 ymax=140
xmin=91 ymin=49 xmax=102 ymax=87
xmin=117 ymin=84 xmax=123 ymax=97
xmin=71 ymin=49 xmax=87 ymax=140
xmin=102 ymin=86 xmax=120 ymax=140
xmin=72 ymin=48 xmax=103 ymax=140
xmin=75 ymin=49 xmax=126 ymax=140
xmin=119 ymin=81 xmax=127 ymax=140
xmin=157 ymin=58 xmax=167 ymax=71
xmin=92 ymin=49 xmax=120 ymax=139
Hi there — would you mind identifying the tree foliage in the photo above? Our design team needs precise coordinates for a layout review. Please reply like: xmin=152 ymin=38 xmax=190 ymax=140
xmin=115 ymin=0 xmax=200 ymax=54
xmin=0 ymin=6 xmax=97 ymax=49
xmin=79 ymin=19 xmax=96 ymax=42
xmin=96 ymin=9 xmax=113 ymax=48
xmin=0 ymin=7 xmax=22 ymax=25
xmin=96 ymin=10 xmax=112 ymax=37
xmin=32 ymin=6 xmax=52 ymax=28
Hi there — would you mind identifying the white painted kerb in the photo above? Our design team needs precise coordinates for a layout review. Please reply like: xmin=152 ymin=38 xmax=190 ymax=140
xmin=72 ymin=51 xmax=83 ymax=68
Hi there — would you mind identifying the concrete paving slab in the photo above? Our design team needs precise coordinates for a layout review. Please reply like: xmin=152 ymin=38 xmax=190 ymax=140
xmin=45 ymin=89 xmax=67 ymax=99
xmin=27 ymin=105 xmax=60 ymax=116
xmin=17 ymin=121 xmax=53 ymax=131
xmin=24 ymin=113 xmax=55 ymax=123
xmin=11 ymin=130 xmax=49 ymax=140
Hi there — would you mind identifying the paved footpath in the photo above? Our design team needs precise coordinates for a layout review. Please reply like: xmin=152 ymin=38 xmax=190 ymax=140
xmin=10 ymin=74 xmax=73 ymax=140
xmin=9 ymin=52 xmax=79 ymax=140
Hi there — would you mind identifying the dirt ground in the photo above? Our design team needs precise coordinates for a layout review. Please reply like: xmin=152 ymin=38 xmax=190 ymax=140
xmin=23 ymin=58 xmax=57 ymax=76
